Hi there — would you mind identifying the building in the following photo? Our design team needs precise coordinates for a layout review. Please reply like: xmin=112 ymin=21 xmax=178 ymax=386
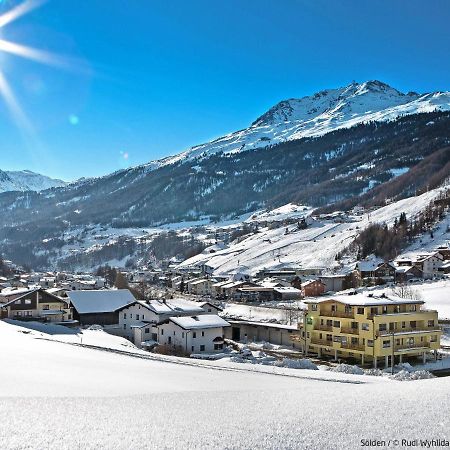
xmin=158 ymin=315 xmax=231 ymax=354
xmin=302 ymin=293 xmax=441 ymax=367
xmin=0 ymin=287 xmax=74 ymax=324
xmin=225 ymin=319 xmax=299 ymax=348
xmin=302 ymin=280 xmax=326 ymax=297
xmin=394 ymin=265 xmax=423 ymax=283
xmin=68 ymin=289 xmax=136 ymax=325
xmin=117 ymin=298 xmax=207 ymax=347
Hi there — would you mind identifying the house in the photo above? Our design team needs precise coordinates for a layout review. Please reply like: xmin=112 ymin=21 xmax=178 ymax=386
xmin=435 ymin=247 xmax=450 ymax=260
xmin=273 ymin=286 xmax=302 ymax=301
xmin=68 ymin=289 xmax=136 ymax=325
xmin=319 ymin=274 xmax=350 ymax=292
xmin=158 ymin=315 xmax=231 ymax=354
xmin=394 ymin=266 xmax=423 ymax=283
xmin=198 ymin=301 xmax=222 ymax=315
xmin=302 ymin=293 xmax=441 ymax=367
xmin=186 ymin=278 xmax=213 ymax=296
xmin=437 ymin=261 xmax=450 ymax=274
xmin=0 ymin=287 xmax=74 ymax=324
xmin=233 ymin=286 xmax=275 ymax=302
xmin=373 ymin=262 xmax=396 ymax=279
xmin=356 ymin=258 xmax=395 ymax=279
xmin=117 ymin=298 xmax=207 ymax=346
xmin=395 ymin=252 xmax=444 ymax=279
xmin=302 ymin=280 xmax=326 ymax=297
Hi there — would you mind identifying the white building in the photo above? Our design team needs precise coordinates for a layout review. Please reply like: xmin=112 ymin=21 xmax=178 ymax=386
xmin=158 ymin=315 xmax=230 ymax=354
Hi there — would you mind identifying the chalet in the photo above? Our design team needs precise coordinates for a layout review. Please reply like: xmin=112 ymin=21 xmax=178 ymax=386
xmin=68 ymin=289 xmax=136 ymax=325
xmin=395 ymin=266 xmax=423 ymax=283
xmin=273 ymin=286 xmax=302 ymax=301
xmin=396 ymin=252 xmax=443 ymax=279
xmin=302 ymin=280 xmax=326 ymax=297
xmin=0 ymin=287 xmax=74 ymax=324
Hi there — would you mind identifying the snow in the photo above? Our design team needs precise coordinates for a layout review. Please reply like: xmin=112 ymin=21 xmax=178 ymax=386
xmin=67 ymin=289 xmax=136 ymax=314
xmin=169 ymin=314 xmax=231 ymax=329
xmin=0 ymin=319 xmax=450 ymax=449
xmin=179 ymin=186 xmax=447 ymax=276
xmin=135 ymin=81 xmax=450 ymax=171
xmin=0 ymin=169 xmax=66 ymax=193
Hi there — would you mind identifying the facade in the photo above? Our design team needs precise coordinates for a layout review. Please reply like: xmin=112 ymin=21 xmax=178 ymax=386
xmin=0 ymin=288 xmax=74 ymax=324
xmin=302 ymin=294 xmax=441 ymax=367
xmin=158 ymin=315 xmax=230 ymax=354
xmin=302 ymin=280 xmax=326 ymax=297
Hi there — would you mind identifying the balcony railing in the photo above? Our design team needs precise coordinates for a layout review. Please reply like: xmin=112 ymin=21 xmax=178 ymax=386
xmin=340 ymin=327 xmax=359 ymax=335
xmin=376 ymin=327 xmax=441 ymax=337
xmin=313 ymin=325 xmax=333 ymax=332
xmin=395 ymin=342 xmax=430 ymax=351
xmin=320 ymin=310 xmax=354 ymax=319
xmin=310 ymin=338 xmax=333 ymax=347
xmin=341 ymin=342 xmax=365 ymax=352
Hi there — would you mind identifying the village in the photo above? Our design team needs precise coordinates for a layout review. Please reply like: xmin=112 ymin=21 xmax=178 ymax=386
xmin=1 ymin=242 xmax=449 ymax=375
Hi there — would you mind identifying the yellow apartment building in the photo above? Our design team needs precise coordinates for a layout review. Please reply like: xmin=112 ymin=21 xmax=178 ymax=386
xmin=301 ymin=293 xmax=441 ymax=368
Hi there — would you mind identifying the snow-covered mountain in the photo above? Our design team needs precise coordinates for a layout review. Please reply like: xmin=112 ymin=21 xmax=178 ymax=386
xmin=143 ymin=80 xmax=450 ymax=169
xmin=0 ymin=169 xmax=66 ymax=193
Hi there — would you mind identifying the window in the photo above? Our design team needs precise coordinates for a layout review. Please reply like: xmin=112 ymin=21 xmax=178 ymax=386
xmin=326 ymin=334 xmax=332 ymax=342
xmin=306 ymin=317 xmax=312 ymax=325
xmin=382 ymin=340 xmax=390 ymax=348
xmin=124 ymin=313 xmax=127 ymax=319
xmin=306 ymin=332 xmax=310 ymax=338
xmin=401 ymin=321 xmax=406 ymax=329
xmin=408 ymin=337 xmax=414 ymax=345
xmin=430 ymin=335 xmax=437 ymax=342
xmin=331 ymin=305 xmax=337 ymax=312
xmin=136 ymin=314 xmax=139 ymax=320
xmin=200 ymin=345 xmax=205 ymax=352
xmin=362 ymin=323 xmax=369 ymax=331
xmin=333 ymin=336 xmax=341 ymax=342
xmin=379 ymin=323 xmax=387 ymax=332
xmin=130 ymin=314 xmax=133 ymax=319
xmin=208 ymin=308 xmax=212 ymax=312
xmin=382 ymin=305 xmax=388 ymax=314
xmin=214 ymin=343 xmax=223 ymax=350
xmin=201 ymin=331 xmax=205 ymax=337
xmin=16 ymin=311 xmax=22 ymax=316
xmin=326 ymin=320 xmax=333 ymax=327
xmin=43 ymin=305 xmax=49 ymax=310
xmin=344 ymin=305 xmax=352 ymax=313
xmin=161 ymin=329 xmax=164 ymax=335
xmin=191 ymin=346 xmax=194 ymax=352
xmin=25 ymin=299 xmax=31 ymax=305
xmin=367 ymin=340 xmax=374 ymax=347
xmin=410 ymin=321 xmax=417 ymax=329
xmin=311 ymin=304 xmax=318 ymax=311
xmin=142 ymin=315 xmax=145 ymax=320
xmin=173 ymin=331 xmax=176 ymax=336
xmin=333 ymin=321 xmax=340 ymax=328
xmin=123 ymin=324 xmax=126 ymax=329
xmin=145 ymin=328 xmax=150 ymax=334
xmin=26 ymin=311 xmax=32 ymax=316
xmin=193 ymin=332 xmax=196 ymax=339
xmin=370 ymin=307 xmax=378 ymax=316
xmin=357 ymin=307 xmax=364 ymax=315
xmin=182 ymin=332 xmax=185 ymax=338
xmin=409 ymin=305 xmax=417 ymax=312
xmin=428 ymin=320 xmax=435 ymax=327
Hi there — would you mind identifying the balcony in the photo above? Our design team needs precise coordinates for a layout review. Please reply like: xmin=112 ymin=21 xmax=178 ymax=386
xmin=341 ymin=342 xmax=365 ymax=352
xmin=395 ymin=342 xmax=430 ymax=351
xmin=340 ymin=327 xmax=359 ymax=335
xmin=320 ymin=310 xmax=354 ymax=319
xmin=313 ymin=325 xmax=333 ymax=332
xmin=376 ymin=327 xmax=441 ymax=337
xmin=310 ymin=338 xmax=333 ymax=347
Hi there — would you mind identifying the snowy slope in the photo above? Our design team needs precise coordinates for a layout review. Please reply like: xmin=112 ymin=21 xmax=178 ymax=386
xmin=179 ymin=187 xmax=448 ymax=276
xmin=141 ymin=80 xmax=450 ymax=170
xmin=0 ymin=320 xmax=449 ymax=449
xmin=0 ymin=169 xmax=66 ymax=193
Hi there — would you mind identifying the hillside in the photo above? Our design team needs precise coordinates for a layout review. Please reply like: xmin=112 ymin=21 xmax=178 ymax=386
xmin=0 ymin=81 xmax=449 ymax=269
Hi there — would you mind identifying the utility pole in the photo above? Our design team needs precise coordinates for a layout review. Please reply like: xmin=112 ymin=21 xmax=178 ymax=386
xmin=391 ymin=330 xmax=395 ymax=374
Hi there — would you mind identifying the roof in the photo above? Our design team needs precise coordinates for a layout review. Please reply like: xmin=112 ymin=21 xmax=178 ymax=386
xmin=304 ymin=293 xmax=424 ymax=306
xmin=273 ymin=287 xmax=302 ymax=294
xmin=169 ymin=314 xmax=230 ymax=330
xmin=67 ymin=289 xmax=136 ymax=314
xmin=126 ymin=298 xmax=205 ymax=315
xmin=226 ymin=319 xmax=298 ymax=330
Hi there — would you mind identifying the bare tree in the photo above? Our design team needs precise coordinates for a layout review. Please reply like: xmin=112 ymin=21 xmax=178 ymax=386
xmin=390 ymin=284 xmax=423 ymax=301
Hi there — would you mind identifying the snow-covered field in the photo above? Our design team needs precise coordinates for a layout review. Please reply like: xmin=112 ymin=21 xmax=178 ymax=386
xmin=1 ymin=320 xmax=449 ymax=449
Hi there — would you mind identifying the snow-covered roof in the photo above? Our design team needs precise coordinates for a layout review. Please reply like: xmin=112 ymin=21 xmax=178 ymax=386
xmin=68 ymin=289 xmax=136 ymax=314
xmin=169 ymin=314 xmax=230 ymax=330
xmin=304 ymin=293 xmax=424 ymax=306
xmin=226 ymin=319 xmax=298 ymax=330
xmin=135 ymin=298 xmax=205 ymax=315
xmin=273 ymin=287 xmax=302 ymax=294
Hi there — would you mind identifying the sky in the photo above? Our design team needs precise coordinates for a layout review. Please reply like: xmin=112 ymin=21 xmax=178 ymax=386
xmin=0 ymin=0 xmax=449 ymax=181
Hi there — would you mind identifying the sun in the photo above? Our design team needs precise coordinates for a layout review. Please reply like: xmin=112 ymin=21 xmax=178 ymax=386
xmin=0 ymin=0 xmax=77 ymax=133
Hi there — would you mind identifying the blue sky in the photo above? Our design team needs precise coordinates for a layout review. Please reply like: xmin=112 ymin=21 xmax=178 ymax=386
xmin=0 ymin=0 xmax=449 ymax=181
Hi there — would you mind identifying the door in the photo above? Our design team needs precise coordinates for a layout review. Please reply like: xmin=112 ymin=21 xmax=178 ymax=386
xmin=232 ymin=327 xmax=241 ymax=341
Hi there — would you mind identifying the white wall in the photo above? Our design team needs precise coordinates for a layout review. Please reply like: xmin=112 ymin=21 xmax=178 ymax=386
xmin=118 ymin=303 xmax=158 ymax=339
